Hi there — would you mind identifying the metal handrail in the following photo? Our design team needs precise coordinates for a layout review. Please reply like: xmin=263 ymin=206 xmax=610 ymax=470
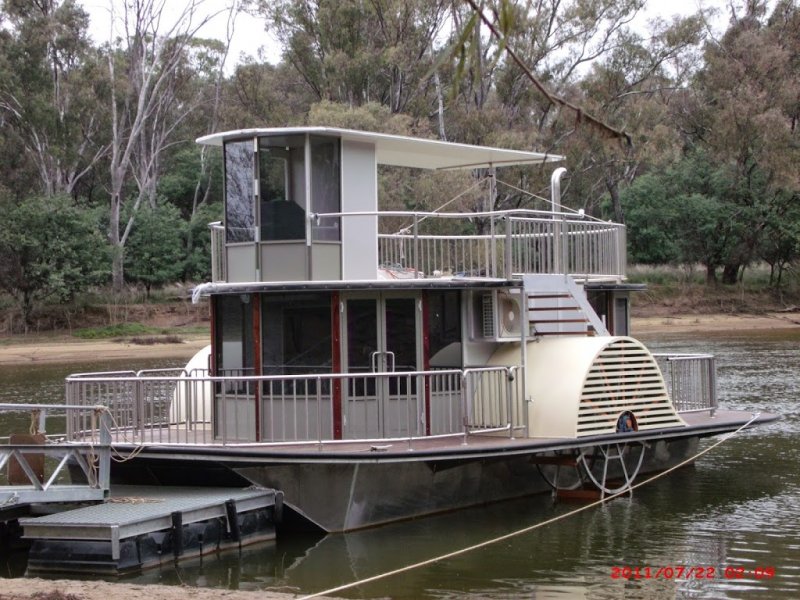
xmin=345 ymin=210 xmax=627 ymax=280
xmin=653 ymin=353 xmax=718 ymax=416
xmin=0 ymin=403 xmax=111 ymax=506
xmin=65 ymin=367 xmax=524 ymax=449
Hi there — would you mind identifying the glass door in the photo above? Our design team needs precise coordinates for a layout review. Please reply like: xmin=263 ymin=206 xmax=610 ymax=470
xmin=343 ymin=293 xmax=421 ymax=439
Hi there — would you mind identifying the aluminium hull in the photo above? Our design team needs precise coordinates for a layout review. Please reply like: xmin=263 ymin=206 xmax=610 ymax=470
xmin=103 ymin=408 xmax=778 ymax=532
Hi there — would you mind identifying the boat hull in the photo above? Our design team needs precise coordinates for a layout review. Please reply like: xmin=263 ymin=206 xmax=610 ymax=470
xmin=236 ymin=437 xmax=698 ymax=531
xmin=109 ymin=436 xmax=700 ymax=532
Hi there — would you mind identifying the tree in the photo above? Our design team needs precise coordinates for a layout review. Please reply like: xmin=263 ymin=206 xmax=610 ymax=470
xmin=260 ymin=0 xmax=448 ymax=113
xmin=759 ymin=201 xmax=800 ymax=291
xmin=0 ymin=0 xmax=106 ymax=198
xmin=680 ymin=0 xmax=800 ymax=283
xmin=102 ymin=0 xmax=223 ymax=291
xmin=124 ymin=202 xmax=186 ymax=297
xmin=0 ymin=194 xmax=108 ymax=330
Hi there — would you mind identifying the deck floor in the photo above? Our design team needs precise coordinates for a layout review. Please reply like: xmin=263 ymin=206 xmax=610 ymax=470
xmin=91 ymin=409 xmax=775 ymax=461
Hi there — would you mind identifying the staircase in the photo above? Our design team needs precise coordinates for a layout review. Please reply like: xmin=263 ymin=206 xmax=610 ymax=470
xmin=523 ymin=274 xmax=609 ymax=337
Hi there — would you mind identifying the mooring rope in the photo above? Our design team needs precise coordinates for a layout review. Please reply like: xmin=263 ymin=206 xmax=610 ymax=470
xmin=295 ymin=413 xmax=761 ymax=600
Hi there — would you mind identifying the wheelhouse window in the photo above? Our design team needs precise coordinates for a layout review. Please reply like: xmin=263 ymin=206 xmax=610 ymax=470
xmin=311 ymin=136 xmax=341 ymax=241
xmin=258 ymin=135 xmax=306 ymax=241
xmin=214 ymin=295 xmax=254 ymax=377
xmin=262 ymin=293 xmax=332 ymax=376
xmin=224 ymin=140 xmax=255 ymax=243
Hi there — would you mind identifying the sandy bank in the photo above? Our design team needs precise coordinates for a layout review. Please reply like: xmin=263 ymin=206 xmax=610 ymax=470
xmin=0 ymin=312 xmax=799 ymax=368
xmin=631 ymin=311 xmax=800 ymax=336
xmin=0 ymin=577 xmax=320 ymax=600
xmin=0 ymin=337 xmax=208 ymax=367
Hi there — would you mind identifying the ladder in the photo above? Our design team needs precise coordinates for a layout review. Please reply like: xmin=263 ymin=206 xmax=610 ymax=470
xmin=522 ymin=274 xmax=609 ymax=337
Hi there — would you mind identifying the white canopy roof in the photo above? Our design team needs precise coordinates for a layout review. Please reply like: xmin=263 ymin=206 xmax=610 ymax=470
xmin=196 ymin=127 xmax=562 ymax=170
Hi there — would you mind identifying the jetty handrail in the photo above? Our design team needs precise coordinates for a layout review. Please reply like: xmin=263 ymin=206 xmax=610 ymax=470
xmin=0 ymin=403 xmax=111 ymax=506
xmin=64 ymin=367 xmax=524 ymax=449
xmin=653 ymin=353 xmax=717 ymax=416
xmin=309 ymin=209 xmax=625 ymax=280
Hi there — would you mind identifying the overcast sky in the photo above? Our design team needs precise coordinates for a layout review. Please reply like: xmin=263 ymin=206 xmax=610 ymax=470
xmin=79 ymin=0 xmax=731 ymax=71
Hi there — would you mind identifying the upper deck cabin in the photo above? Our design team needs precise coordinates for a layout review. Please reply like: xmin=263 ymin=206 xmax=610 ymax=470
xmin=197 ymin=127 xmax=627 ymax=287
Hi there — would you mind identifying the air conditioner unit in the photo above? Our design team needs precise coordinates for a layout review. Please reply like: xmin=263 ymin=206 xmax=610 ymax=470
xmin=480 ymin=291 xmax=522 ymax=341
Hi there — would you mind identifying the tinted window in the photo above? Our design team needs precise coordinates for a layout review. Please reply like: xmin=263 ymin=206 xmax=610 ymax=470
xmin=427 ymin=291 xmax=462 ymax=368
xmin=262 ymin=293 xmax=332 ymax=376
xmin=214 ymin=295 xmax=254 ymax=376
xmin=311 ymin=136 xmax=341 ymax=241
xmin=224 ymin=140 xmax=255 ymax=243
xmin=259 ymin=135 xmax=306 ymax=241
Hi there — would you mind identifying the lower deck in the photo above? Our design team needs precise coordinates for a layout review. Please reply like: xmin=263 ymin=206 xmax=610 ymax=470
xmin=99 ymin=409 xmax=773 ymax=463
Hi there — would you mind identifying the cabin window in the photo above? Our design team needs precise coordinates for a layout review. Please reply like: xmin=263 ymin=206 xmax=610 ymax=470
xmin=427 ymin=291 xmax=462 ymax=368
xmin=261 ymin=293 xmax=333 ymax=376
xmin=214 ymin=295 xmax=254 ymax=377
xmin=224 ymin=140 xmax=255 ymax=243
xmin=310 ymin=136 xmax=341 ymax=241
xmin=258 ymin=135 xmax=306 ymax=241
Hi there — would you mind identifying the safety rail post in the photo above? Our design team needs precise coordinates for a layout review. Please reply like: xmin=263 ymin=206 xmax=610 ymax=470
xmin=98 ymin=411 xmax=111 ymax=494
xmin=135 ymin=379 xmax=144 ymax=443
xmin=413 ymin=214 xmax=420 ymax=278
xmin=316 ymin=376 xmax=323 ymax=450
xmin=506 ymin=368 xmax=514 ymax=438
xmin=708 ymin=356 xmax=718 ymax=416
xmin=407 ymin=374 xmax=413 ymax=451
xmin=504 ymin=217 xmax=513 ymax=279
xmin=460 ymin=371 xmax=469 ymax=445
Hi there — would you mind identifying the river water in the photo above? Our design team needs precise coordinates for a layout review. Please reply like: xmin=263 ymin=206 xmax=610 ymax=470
xmin=1 ymin=329 xmax=798 ymax=599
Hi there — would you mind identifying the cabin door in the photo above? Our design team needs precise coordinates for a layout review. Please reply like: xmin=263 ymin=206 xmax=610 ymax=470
xmin=342 ymin=292 xmax=422 ymax=439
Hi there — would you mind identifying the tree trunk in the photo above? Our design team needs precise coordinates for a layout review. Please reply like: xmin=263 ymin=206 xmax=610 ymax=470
xmin=112 ymin=244 xmax=125 ymax=292
xmin=705 ymin=264 xmax=717 ymax=284
xmin=606 ymin=177 xmax=625 ymax=224
xmin=721 ymin=264 xmax=739 ymax=285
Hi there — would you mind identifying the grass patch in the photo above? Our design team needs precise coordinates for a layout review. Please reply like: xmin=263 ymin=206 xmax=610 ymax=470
xmin=72 ymin=323 xmax=154 ymax=339
xmin=129 ymin=335 xmax=184 ymax=345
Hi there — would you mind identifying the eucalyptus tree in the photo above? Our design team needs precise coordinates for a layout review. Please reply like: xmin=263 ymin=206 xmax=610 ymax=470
xmin=0 ymin=0 xmax=106 ymax=198
xmin=100 ymin=0 xmax=226 ymax=291
xmin=452 ymin=0 xmax=707 ymax=222
xmin=257 ymin=0 xmax=449 ymax=114
xmin=681 ymin=0 xmax=800 ymax=283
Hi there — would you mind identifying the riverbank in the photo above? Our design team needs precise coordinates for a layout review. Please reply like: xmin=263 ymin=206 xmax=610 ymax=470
xmin=0 ymin=312 xmax=798 ymax=367
xmin=632 ymin=311 xmax=800 ymax=336
xmin=0 ymin=335 xmax=209 ymax=367
xmin=0 ymin=577 xmax=326 ymax=600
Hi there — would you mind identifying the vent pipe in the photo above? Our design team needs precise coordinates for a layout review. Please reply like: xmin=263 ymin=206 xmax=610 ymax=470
xmin=550 ymin=167 xmax=567 ymax=214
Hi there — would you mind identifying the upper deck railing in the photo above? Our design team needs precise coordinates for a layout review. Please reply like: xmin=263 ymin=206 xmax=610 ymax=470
xmin=322 ymin=209 xmax=626 ymax=281
xmin=209 ymin=209 xmax=626 ymax=283
xmin=369 ymin=210 xmax=626 ymax=280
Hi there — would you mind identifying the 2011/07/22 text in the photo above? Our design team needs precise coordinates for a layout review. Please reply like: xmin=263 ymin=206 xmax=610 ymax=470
xmin=610 ymin=566 xmax=776 ymax=580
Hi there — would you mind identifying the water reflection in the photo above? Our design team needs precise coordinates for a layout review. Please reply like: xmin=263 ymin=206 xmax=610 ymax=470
xmin=1 ymin=330 xmax=798 ymax=598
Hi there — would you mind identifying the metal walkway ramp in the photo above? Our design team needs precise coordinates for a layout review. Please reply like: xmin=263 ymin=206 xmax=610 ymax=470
xmin=1 ymin=403 xmax=111 ymax=511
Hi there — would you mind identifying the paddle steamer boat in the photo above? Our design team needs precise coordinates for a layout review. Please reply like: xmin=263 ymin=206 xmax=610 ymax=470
xmin=64 ymin=128 xmax=774 ymax=532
